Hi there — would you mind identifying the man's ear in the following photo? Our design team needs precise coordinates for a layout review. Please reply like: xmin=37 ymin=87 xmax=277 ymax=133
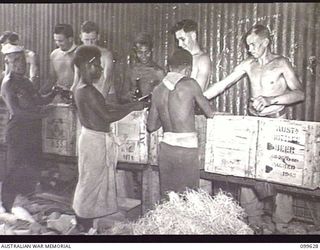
xmin=185 ymin=66 xmax=192 ymax=77
xmin=263 ymin=38 xmax=270 ymax=48
xmin=68 ymin=37 xmax=74 ymax=44
xmin=190 ymin=31 xmax=197 ymax=41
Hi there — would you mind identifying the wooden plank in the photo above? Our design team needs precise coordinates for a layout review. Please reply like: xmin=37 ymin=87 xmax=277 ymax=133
xmin=200 ymin=170 xmax=320 ymax=199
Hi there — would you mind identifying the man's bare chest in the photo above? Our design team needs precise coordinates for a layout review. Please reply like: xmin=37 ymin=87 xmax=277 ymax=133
xmin=248 ymin=63 xmax=284 ymax=90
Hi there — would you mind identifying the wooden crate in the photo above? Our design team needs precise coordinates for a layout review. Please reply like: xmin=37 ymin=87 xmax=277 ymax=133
xmin=204 ymin=115 xmax=258 ymax=178
xmin=42 ymin=104 xmax=78 ymax=156
xmin=196 ymin=115 xmax=207 ymax=170
xmin=114 ymin=110 xmax=149 ymax=164
xmin=149 ymin=128 xmax=163 ymax=166
xmin=0 ymin=106 xmax=9 ymax=145
xmin=256 ymin=118 xmax=320 ymax=189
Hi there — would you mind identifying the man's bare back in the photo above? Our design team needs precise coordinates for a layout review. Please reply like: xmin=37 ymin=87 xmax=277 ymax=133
xmin=148 ymin=74 xmax=214 ymax=133
xmin=152 ymin=78 xmax=198 ymax=133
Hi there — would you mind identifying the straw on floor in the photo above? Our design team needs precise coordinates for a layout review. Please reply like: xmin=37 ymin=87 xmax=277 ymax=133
xmin=107 ymin=189 xmax=253 ymax=235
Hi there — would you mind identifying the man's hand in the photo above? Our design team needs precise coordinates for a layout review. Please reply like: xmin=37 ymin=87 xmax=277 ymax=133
xmin=131 ymin=101 xmax=145 ymax=111
xmin=251 ymin=96 xmax=275 ymax=112
xmin=52 ymin=86 xmax=64 ymax=95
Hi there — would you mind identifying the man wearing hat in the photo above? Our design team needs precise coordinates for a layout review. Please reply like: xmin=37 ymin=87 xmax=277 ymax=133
xmin=147 ymin=49 xmax=214 ymax=198
xmin=120 ymin=32 xmax=164 ymax=103
xmin=0 ymin=43 xmax=62 ymax=220
xmin=0 ymin=31 xmax=39 ymax=90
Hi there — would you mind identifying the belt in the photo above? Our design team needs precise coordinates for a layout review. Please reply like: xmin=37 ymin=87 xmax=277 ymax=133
xmin=249 ymin=108 xmax=287 ymax=118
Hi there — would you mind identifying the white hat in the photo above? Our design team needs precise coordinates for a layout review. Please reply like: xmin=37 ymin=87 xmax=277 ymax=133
xmin=1 ymin=43 xmax=24 ymax=55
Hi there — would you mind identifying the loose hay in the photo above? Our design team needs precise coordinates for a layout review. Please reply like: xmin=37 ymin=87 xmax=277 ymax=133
xmin=108 ymin=189 xmax=253 ymax=235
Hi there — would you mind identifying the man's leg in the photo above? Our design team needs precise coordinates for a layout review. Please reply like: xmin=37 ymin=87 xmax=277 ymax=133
xmin=272 ymin=192 xmax=294 ymax=231
xmin=158 ymin=142 xmax=174 ymax=198
xmin=240 ymin=187 xmax=264 ymax=226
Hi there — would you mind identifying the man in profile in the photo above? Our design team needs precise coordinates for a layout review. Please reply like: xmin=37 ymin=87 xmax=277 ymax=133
xmin=171 ymin=19 xmax=212 ymax=92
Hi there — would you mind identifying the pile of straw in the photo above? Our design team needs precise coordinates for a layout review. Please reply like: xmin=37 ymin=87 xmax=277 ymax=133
xmin=108 ymin=189 xmax=253 ymax=235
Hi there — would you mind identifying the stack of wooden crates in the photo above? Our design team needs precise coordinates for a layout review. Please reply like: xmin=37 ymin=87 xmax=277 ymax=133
xmin=203 ymin=115 xmax=320 ymax=190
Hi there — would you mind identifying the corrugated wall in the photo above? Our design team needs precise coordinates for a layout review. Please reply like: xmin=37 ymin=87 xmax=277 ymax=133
xmin=0 ymin=3 xmax=318 ymax=121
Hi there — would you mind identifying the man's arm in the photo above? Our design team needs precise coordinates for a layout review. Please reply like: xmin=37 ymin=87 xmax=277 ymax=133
xmin=28 ymin=51 xmax=40 ymax=91
xmin=34 ymin=86 xmax=63 ymax=105
xmin=70 ymin=65 xmax=80 ymax=93
xmin=88 ymin=88 xmax=144 ymax=123
xmin=101 ymin=50 xmax=114 ymax=95
xmin=41 ymin=53 xmax=57 ymax=94
xmin=252 ymin=58 xmax=305 ymax=112
xmin=203 ymin=63 xmax=247 ymax=99
xmin=119 ymin=67 xmax=134 ymax=103
xmin=147 ymin=91 xmax=161 ymax=132
xmin=190 ymin=79 xmax=214 ymax=118
xmin=1 ymin=80 xmax=47 ymax=119
xmin=194 ymin=54 xmax=211 ymax=91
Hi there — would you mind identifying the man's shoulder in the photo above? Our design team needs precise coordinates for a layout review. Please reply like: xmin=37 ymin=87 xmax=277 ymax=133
xmin=269 ymin=54 xmax=291 ymax=66
xmin=25 ymin=49 xmax=36 ymax=58
xmin=196 ymin=52 xmax=211 ymax=63
xmin=99 ymin=46 xmax=113 ymax=57
xmin=50 ymin=48 xmax=61 ymax=59
xmin=235 ymin=57 xmax=256 ymax=71
xmin=1 ymin=75 xmax=14 ymax=91
xmin=177 ymin=77 xmax=198 ymax=88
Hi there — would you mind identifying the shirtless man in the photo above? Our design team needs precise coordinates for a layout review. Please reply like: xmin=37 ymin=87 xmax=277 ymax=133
xmin=0 ymin=43 xmax=63 ymax=221
xmin=43 ymin=24 xmax=77 ymax=95
xmin=0 ymin=31 xmax=39 ymax=90
xmin=120 ymin=32 xmax=164 ymax=103
xmin=171 ymin=19 xmax=211 ymax=91
xmin=147 ymin=49 xmax=214 ymax=197
xmin=72 ymin=45 xmax=145 ymax=232
xmin=70 ymin=21 xmax=115 ymax=102
xmin=204 ymin=24 xmax=305 ymax=232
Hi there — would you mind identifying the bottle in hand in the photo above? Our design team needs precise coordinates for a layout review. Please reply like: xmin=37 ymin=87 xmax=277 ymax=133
xmin=134 ymin=78 xmax=142 ymax=99
xmin=60 ymin=89 xmax=73 ymax=102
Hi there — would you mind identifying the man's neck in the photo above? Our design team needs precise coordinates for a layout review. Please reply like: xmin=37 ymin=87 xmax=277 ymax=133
xmin=10 ymin=72 xmax=25 ymax=80
xmin=79 ymin=76 xmax=92 ymax=86
xmin=257 ymin=48 xmax=273 ymax=65
xmin=61 ymin=43 xmax=76 ymax=53
xmin=189 ymin=43 xmax=202 ymax=56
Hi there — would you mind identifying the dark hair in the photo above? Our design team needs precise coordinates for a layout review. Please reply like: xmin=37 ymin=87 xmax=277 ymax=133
xmin=73 ymin=45 xmax=101 ymax=68
xmin=54 ymin=24 xmax=74 ymax=38
xmin=170 ymin=19 xmax=198 ymax=34
xmin=244 ymin=24 xmax=271 ymax=44
xmin=0 ymin=31 xmax=19 ymax=44
xmin=168 ymin=49 xmax=192 ymax=70
xmin=133 ymin=32 xmax=153 ymax=50
xmin=81 ymin=21 xmax=99 ymax=34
